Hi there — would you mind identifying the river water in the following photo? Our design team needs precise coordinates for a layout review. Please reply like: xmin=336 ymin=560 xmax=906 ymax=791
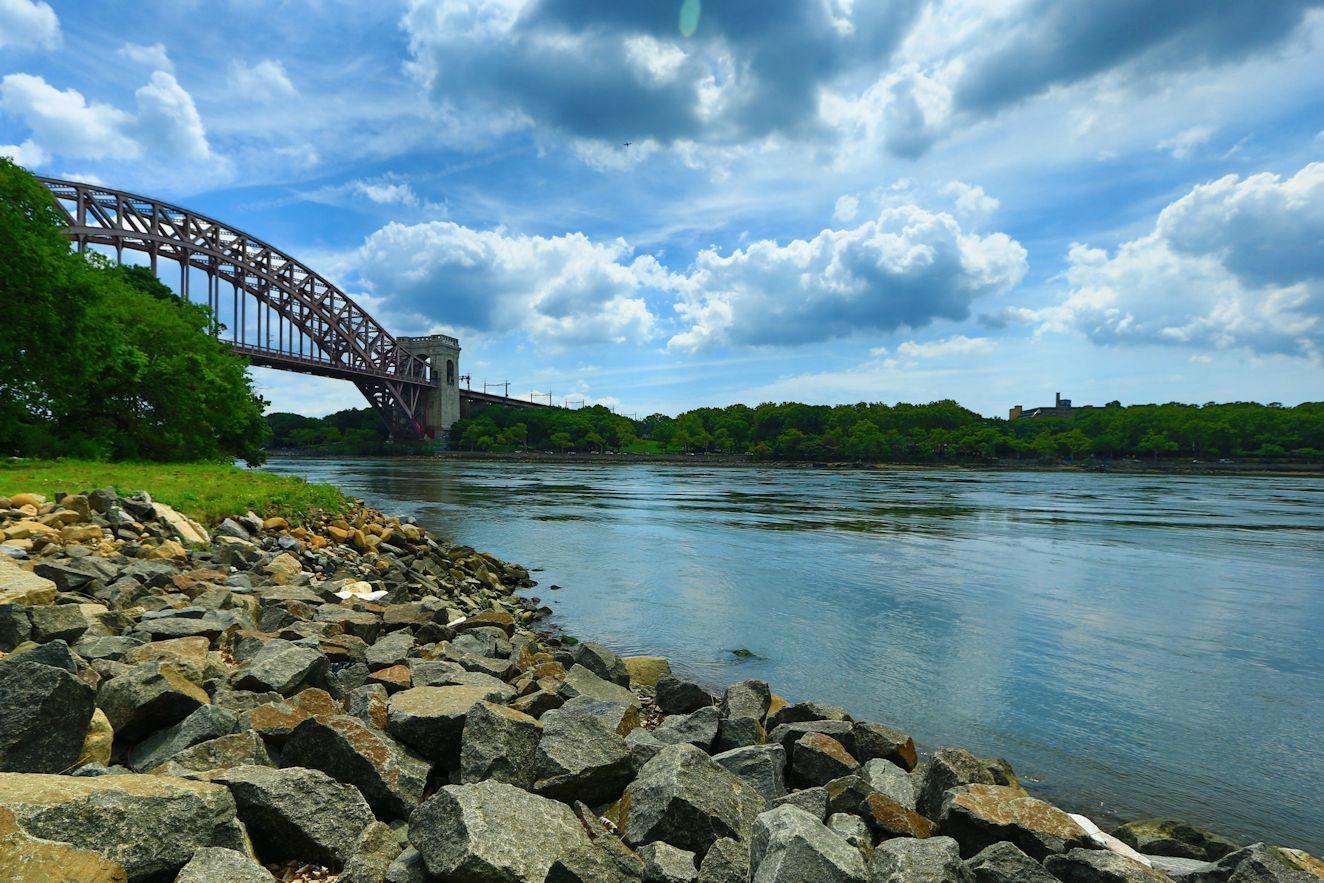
xmin=263 ymin=458 xmax=1324 ymax=851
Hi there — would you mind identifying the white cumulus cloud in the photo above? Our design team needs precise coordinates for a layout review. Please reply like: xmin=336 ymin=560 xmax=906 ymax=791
xmin=1040 ymin=162 xmax=1324 ymax=359
xmin=357 ymin=221 xmax=669 ymax=348
xmin=0 ymin=72 xmax=214 ymax=166
xmin=134 ymin=72 xmax=211 ymax=162
xmin=0 ymin=74 xmax=138 ymax=159
xmin=669 ymin=205 xmax=1027 ymax=350
xmin=0 ymin=0 xmax=59 ymax=50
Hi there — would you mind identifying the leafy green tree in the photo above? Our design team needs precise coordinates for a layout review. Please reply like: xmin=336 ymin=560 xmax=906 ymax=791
xmin=550 ymin=431 xmax=573 ymax=453
xmin=0 ymin=160 xmax=269 ymax=463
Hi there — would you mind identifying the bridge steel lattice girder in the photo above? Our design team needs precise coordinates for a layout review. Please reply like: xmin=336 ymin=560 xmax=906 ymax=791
xmin=37 ymin=176 xmax=438 ymax=439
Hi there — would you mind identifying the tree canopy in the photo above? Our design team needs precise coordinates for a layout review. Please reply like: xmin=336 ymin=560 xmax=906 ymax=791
xmin=438 ymin=398 xmax=1324 ymax=463
xmin=0 ymin=159 xmax=269 ymax=464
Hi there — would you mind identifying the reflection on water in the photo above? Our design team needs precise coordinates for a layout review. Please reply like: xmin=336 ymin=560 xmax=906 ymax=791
xmin=264 ymin=458 xmax=1324 ymax=851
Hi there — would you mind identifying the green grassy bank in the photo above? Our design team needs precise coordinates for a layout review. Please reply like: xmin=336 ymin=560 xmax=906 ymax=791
xmin=0 ymin=460 xmax=347 ymax=525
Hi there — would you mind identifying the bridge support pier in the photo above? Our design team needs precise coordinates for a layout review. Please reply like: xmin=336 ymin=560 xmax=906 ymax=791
xmin=397 ymin=334 xmax=462 ymax=437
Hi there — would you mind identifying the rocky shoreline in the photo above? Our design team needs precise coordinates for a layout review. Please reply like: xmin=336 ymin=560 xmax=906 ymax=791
xmin=1 ymin=487 xmax=1320 ymax=882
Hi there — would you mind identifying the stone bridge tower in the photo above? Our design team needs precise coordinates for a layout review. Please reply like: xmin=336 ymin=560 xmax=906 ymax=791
xmin=398 ymin=334 xmax=461 ymax=436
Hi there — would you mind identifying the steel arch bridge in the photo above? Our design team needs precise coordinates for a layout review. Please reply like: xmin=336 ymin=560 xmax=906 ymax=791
xmin=38 ymin=176 xmax=447 ymax=439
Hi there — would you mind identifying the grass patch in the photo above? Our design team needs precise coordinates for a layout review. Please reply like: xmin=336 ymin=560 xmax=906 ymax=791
xmin=0 ymin=460 xmax=348 ymax=525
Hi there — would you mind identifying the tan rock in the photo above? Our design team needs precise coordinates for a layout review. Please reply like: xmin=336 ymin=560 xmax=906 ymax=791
xmin=59 ymin=524 xmax=103 ymax=544
xmin=939 ymin=783 xmax=1090 ymax=860
xmin=623 ymin=655 xmax=672 ymax=688
xmin=368 ymin=664 xmax=412 ymax=692
xmin=263 ymin=552 xmax=303 ymax=584
xmin=240 ymin=688 xmax=340 ymax=743
xmin=0 ymin=556 xmax=56 ymax=606
xmin=3 ymin=521 xmax=59 ymax=542
xmin=146 ymin=540 xmax=188 ymax=560
xmin=8 ymin=494 xmax=45 ymax=509
xmin=0 ymin=772 xmax=236 ymax=879
xmin=1279 ymin=848 xmax=1324 ymax=878
xmin=0 ymin=807 xmax=127 ymax=883
xmin=76 ymin=709 xmax=114 ymax=767
xmin=262 ymin=516 xmax=289 ymax=531
xmin=152 ymin=502 xmax=210 ymax=545
xmin=123 ymin=637 xmax=210 ymax=681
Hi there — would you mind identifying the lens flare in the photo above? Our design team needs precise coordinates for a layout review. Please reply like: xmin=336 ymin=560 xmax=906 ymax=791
xmin=679 ymin=0 xmax=701 ymax=37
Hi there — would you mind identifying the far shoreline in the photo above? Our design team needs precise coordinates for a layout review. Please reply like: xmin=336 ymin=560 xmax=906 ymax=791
xmin=265 ymin=449 xmax=1324 ymax=479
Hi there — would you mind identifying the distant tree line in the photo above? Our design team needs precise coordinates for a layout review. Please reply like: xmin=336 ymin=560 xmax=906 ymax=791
xmin=0 ymin=160 xmax=268 ymax=464
xmin=265 ymin=409 xmax=391 ymax=455
xmin=441 ymin=399 xmax=1324 ymax=463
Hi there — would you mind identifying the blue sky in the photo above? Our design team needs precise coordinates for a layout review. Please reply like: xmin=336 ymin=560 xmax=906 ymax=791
xmin=3 ymin=0 xmax=1323 ymax=418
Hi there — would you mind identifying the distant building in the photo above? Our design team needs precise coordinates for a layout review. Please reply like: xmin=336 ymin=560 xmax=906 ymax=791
xmin=1010 ymin=392 xmax=1076 ymax=420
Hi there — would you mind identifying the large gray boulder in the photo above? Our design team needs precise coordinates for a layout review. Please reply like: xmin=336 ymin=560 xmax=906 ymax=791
xmin=339 ymin=820 xmax=406 ymax=883
xmin=640 ymin=841 xmax=700 ymax=882
xmin=698 ymin=837 xmax=750 ymax=883
xmin=214 ymin=764 xmax=375 ymax=866
xmin=852 ymin=722 xmax=918 ymax=771
xmin=1043 ymin=848 xmax=1171 ymax=882
xmin=95 ymin=661 xmax=209 ymax=742
xmin=790 ymin=732 xmax=859 ymax=788
xmin=571 ymin=641 xmax=631 ymax=687
xmin=282 ymin=714 xmax=430 ymax=818
xmin=615 ymin=743 xmax=767 ymax=856
xmin=653 ymin=706 xmax=720 ymax=750
xmin=938 ymin=784 xmax=1089 ymax=860
xmin=655 ymin=676 xmax=714 ymax=715
xmin=1183 ymin=843 xmax=1319 ymax=883
xmin=148 ymin=730 xmax=273 ymax=775
xmin=823 ymin=775 xmax=934 ymax=839
xmin=750 ymin=805 xmax=868 ymax=883
xmin=720 ymin=680 xmax=771 ymax=722
xmin=408 ymin=780 xmax=592 ymax=881
xmin=870 ymin=836 xmax=974 ymax=883
xmin=0 ymin=657 xmax=95 ymax=773
xmin=915 ymin=747 xmax=996 ymax=819
xmin=176 ymin=847 xmax=275 ymax=883
xmin=964 ymin=841 xmax=1057 ymax=883
xmin=560 ymin=664 xmax=639 ymax=705
xmin=387 ymin=684 xmax=504 ymax=765
xmin=712 ymin=743 xmax=788 ymax=802
xmin=0 ymin=771 xmax=238 ymax=880
xmin=128 ymin=704 xmax=238 ymax=771
xmin=860 ymin=758 xmax=916 ymax=809
xmin=533 ymin=703 xmax=635 ymax=804
xmin=1109 ymin=818 xmax=1240 ymax=862
xmin=234 ymin=639 xmax=328 ymax=695
xmin=460 ymin=700 xmax=543 ymax=789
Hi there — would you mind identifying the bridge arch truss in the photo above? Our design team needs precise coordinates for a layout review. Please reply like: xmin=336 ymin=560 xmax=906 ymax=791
xmin=37 ymin=177 xmax=437 ymax=439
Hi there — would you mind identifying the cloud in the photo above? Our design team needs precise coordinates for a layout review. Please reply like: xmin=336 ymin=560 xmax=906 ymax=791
xmin=833 ymin=195 xmax=860 ymax=224
xmin=1159 ymin=125 xmax=1215 ymax=159
xmin=229 ymin=59 xmax=297 ymax=101
xmin=950 ymin=0 xmax=1319 ymax=118
xmin=357 ymin=221 xmax=668 ymax=347
xmin=0 ymin=74 xmax=138 ymax=160
xmin=0 ymin=72 xmax=214 ymax=166
xmin=0 ymin=0 xmax=59 ymax=50
xmin=134 ymin=72 xmax=212 ymax=163
xmin=896 ymin=335 xmax=995 ymax=360
xmin=0 ymin=139 xmax=46 ymax=167
xmin=1040 ymin=162 xmax=1324 ymax=359
xmin=944 ymin=180 xmax=999 ymax=220
xmin=669 ymin=205 xmax=1027 ymax=350
xmin=117 ymin=42 xmax=173 ymax=72
xmin=401 ymin=0 xmax=922 ymax=149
